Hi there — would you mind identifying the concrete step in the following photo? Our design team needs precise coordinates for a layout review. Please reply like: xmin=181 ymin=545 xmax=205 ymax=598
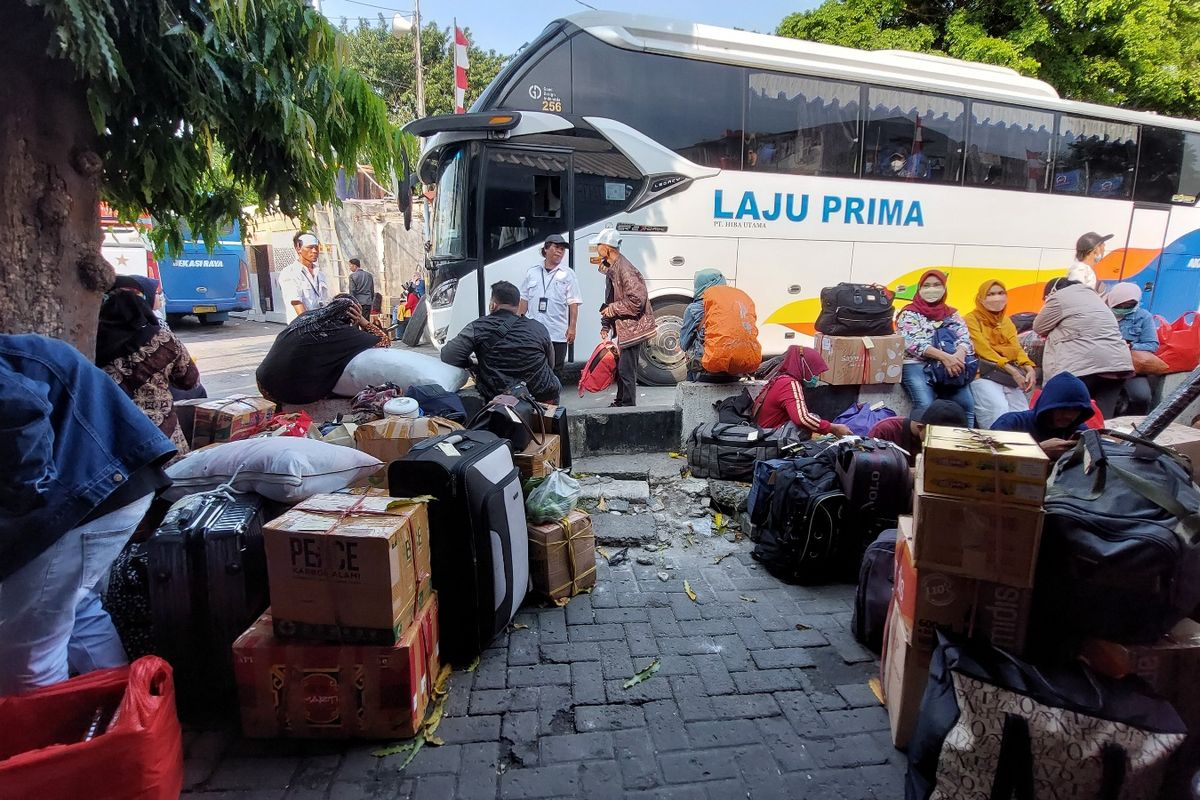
xmin=578 ymin=480 xmax=650 ymax=504
xmin=572 ymin=453 xmax=683 ymax=483
xmin=591 ymin=513 xmax=659 ymax=547
xmin=567 ymin=404 xmax=681 ymax=458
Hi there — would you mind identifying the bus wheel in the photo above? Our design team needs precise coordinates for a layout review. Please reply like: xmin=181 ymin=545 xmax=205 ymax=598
xmin=637 ymin=298 xmax=689 ymax=386
xmin=402 ymin=300 xmax=427 ymax=347
xmin=197 ymin=314 xmax=225 ymax=326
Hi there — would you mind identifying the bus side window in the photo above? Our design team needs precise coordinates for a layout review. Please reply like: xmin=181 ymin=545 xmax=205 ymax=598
xmin=1134 ymin=126 xmax=1200 ymax=206
xmin=965 ymin=102 xmax=1053 ymax=193
xmin=744 ymin=72 xmax=861 ymax=178
xmin=1052 ymin=115 xmax=1137 ymax=200
xmin=863 ymin=87 xmax=965 ymax=184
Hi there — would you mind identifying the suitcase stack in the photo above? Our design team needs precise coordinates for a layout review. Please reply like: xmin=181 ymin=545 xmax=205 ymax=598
xmin=231 ymin=490 xmax=441 ymax=739
xmin=880 ymin=426 xmax=1049 ymax=748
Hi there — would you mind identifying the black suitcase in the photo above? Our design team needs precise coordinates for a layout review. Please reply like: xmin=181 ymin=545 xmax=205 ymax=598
xmin=851 ymin=528 xmax=897 ymax=653
xmin=814 ymin=283 xmax=895 ymax=336
xmin=835 ymin=438 xmax=912 ymax=578
xmin=389 ymin=430 xmax=529 ymax=664
xmin=147 ymin=491 xmax=269 ymax=712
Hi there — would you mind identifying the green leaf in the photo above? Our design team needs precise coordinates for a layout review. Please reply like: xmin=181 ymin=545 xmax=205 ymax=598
xmin=373 ymin=734 xmax=425 ymax=768
xmin=623 ymin=659 xmax=661 ymax=689
xmin=85 ymin=91 xmax=107 ymax=134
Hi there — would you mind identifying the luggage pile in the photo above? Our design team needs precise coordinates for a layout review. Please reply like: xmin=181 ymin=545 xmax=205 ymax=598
xmin=813 ymin=282 xmax=903 ymax=386
xmin=856 ymin=424 xmax=1200 ymax=799
xmin=104 ymin=386 xmax=595 ymax=743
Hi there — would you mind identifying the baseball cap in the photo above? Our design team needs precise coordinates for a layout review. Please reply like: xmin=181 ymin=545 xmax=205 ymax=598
xmin=544 ymin=233 xmax=569 ymax=249
xmin=1076 ymin=231 xmax=1113 ymax=254
xmin=590 ymin=229 xmax=622 ymax=249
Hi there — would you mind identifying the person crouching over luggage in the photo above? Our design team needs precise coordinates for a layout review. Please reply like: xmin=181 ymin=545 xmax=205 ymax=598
xmin=752 ymin=345 xmax=853 ymax=437
xmin=680 ymin=269 xmax=762 ymax=383
xmin=867 ymin=399 xmax=968 ymax=467
xmin=990 ymin=371 xmax=1095 ymax=459
xmin=441 ymin=281 xmax=561 ymax=404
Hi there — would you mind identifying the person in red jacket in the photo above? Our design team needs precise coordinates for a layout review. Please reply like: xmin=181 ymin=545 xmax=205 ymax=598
xmin=752 ymin=345 xmax=852 ymax=436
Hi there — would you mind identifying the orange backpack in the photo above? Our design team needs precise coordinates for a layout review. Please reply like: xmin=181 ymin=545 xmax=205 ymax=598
xmin=701 ymin=285 xmax=761 ymax=375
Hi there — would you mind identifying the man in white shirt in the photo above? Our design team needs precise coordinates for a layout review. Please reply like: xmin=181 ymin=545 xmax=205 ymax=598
xmin=278 ymin=231 xmax=331 ymax=321
xmin=518 ymin=234 xmax=583 ymax=372
xmin=1067 ymin=231 xmax=1113 ymax=293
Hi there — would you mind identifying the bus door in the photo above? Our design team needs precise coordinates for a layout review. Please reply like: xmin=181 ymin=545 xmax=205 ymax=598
xmin=478 ymin=144 xmax=574 ymax=315
xmin=1122 ymin=204 xmax=1170 ymax=308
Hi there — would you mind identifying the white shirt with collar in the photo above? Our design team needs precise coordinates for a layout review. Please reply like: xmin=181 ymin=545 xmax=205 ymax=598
xmin=279 ymin=262 xmax=331 ymax=321
xmin=520 ymin=262 xmax=583 ymax=342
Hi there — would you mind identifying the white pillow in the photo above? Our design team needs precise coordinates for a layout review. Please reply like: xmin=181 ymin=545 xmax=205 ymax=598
xmin=164 ymin=437 xmax=383 ymax=503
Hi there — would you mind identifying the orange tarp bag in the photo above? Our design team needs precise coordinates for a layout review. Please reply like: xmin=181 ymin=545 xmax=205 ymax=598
xmin=0 ymin=657 xmax=183 ymax=800
xmin=700 ymin=285 xmax=761 ymax=375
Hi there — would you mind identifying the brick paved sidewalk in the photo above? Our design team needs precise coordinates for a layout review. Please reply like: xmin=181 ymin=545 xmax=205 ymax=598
xmin=183 ymin=542 xmax=905 ymax=799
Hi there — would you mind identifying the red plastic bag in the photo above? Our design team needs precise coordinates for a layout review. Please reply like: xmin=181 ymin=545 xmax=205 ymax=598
xmin=0 ymin=657 xmax=183 ymax=800
xmin=241 ymin=410 xmax=314 ymax=439
xmin=1155 ymin=313 xmax=1200 ymax=373
xmin=578 ymin=342 xmax=619 ymax=396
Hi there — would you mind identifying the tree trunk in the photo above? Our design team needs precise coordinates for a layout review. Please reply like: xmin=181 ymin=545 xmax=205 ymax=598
xmin=0 ymin=3 xmax=108 ymax=358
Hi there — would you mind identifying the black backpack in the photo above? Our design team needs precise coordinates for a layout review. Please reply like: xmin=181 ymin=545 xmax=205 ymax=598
xmin=406 ymin=383 xmax=467 ymax=424
xmin=835 ymin=439 xmax=912 ymax=577
xmin=1031 ymin=429 xmax=1200 ymax=651
xmin=752 ymin=446 xmax=845 ymax=583
xmin=814 ymin=283 xmax=895 ymax=336
xmin=851 ymin=528 xmax=896 ymax=654
xmin=713 ymin=388 xmax=755 ymax=423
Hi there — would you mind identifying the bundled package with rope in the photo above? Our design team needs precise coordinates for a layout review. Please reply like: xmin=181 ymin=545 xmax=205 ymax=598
xmin=527 ymin=508 xmax=595 ymax=602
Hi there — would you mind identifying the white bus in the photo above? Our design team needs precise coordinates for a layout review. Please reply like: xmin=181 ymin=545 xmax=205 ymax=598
xmin=407 ymin=11 xmax=1200 ymax=385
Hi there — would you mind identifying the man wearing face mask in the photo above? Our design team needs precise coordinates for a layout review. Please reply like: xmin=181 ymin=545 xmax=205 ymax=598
xmin=592 ymin=229 xmax=655 ymax=407
xmin=1067 ymin=231 xmax=1113 ymax=293
xmin=752 ymin=345 xmax=853 ymax=436
xmin=440 ymin=281 xmax=560 ymax=403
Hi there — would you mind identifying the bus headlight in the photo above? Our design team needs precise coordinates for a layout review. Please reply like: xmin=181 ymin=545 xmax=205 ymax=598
xmin=429 ymin=278 xmax=458 ymax=309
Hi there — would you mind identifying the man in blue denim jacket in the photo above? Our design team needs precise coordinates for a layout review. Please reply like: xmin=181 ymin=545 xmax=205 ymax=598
xmin=0 ymin=334 xmax=176 ymax=693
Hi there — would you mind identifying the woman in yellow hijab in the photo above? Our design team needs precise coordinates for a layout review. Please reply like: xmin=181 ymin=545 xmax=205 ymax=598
xmin=965 ymin=279 xmax=1038 ymax=427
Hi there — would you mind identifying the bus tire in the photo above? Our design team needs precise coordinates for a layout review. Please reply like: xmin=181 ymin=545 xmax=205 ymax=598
xmin=401 ymin=300 xmax=427 ymax=347
xmin=197 ymin=314 xmax=225 ymax=326
xmin=166 ymin=313 xmax=186 ymax=327
xmin=637 ymin=297 xmax=690 ymax=386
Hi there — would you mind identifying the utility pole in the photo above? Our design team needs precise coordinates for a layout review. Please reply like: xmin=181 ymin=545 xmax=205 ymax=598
xmin=414 ymin=0 xmax=425 ymax=119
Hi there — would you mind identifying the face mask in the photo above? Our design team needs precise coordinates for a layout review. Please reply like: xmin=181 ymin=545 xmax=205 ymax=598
xmin=982 ymin=296 xmax=1007 ymax=313
xmin=803 ymin=376 xmax=820 ymax=389
xmin=918 ymin=285 xmax=945 ymax=304
xmin=1113 ymin=306 xmax=1135 ymax=318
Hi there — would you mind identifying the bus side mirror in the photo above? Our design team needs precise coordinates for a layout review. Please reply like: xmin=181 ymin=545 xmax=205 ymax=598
xmin=397 ymin=149 xmax=414 ymax=231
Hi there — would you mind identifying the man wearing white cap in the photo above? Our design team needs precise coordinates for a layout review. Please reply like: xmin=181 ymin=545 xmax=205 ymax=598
xmin=518 ymin=233 xmax=582 ymax=373
xmin=279 ymin=231 xmax=331 ymax=321
xmin=1067 ymin=231 xmax=1113 ymax=293
xmin=591 ymin=228 xmax=655 ymax=407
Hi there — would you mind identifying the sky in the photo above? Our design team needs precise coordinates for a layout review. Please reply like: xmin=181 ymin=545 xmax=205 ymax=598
xmin=317 ymin=0 xmax=821 ymax=56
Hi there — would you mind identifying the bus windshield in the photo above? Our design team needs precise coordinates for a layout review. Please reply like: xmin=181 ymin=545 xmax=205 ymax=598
xmin=431 ymin=147 xmax=469 ymax=259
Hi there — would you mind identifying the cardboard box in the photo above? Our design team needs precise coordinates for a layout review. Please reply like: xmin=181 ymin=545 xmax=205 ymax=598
xmin=921 ymin=426 xmax=1048 ymax=506
xmin=233 ymin=594 xmax=439 ymax=739
xmin=182 ymin=394 xmax=276 ymax=448
xmin=1107 ymin=417 xmax=1200 ymax=475
xmin=881 ymin=599 xmax=927 ymax=749
xmin=894 ymin=516 xmax=1032 ymax=657
xmin=264 ymin=492 xmax=432 ymax=644
xmin=913 ymin=460 xmax=1043 ymax=588
xmin=528 ymin=509 xmax=596 ymax=601
xmin=353 ymin=416 xmax=463 ymax=489
xmin=814 ymin=333 xmax=904 ymax=385
xmin=514 ymin=434 xmax=561 ymax=480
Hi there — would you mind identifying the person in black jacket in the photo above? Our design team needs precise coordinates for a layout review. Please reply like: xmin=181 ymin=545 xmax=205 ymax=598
xmin=441 ymin=281 xmax=561 ymax=403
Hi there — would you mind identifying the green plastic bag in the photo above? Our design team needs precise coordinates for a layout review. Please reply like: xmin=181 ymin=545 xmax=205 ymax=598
xmin=524 ymin=469 xmax=581 ymax=524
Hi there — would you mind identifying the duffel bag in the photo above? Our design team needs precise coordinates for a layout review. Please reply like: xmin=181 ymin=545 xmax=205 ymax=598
xmin=686 ymin=422 xmax=787 ymax=482
xmin=1032 ymin=428 xmax=1200 ymax=648
xmin=746 ymin=440 xmax=839 ymax=526
xmin=753 ymin=450 xmax=845 ymax=584
xmin=815 ymin=283 xmax=895 ymax=337
xmin=832 ymin=402 xmax=895 ymax=437
xmin=907 ymin=633 xmax=1187 ymax=800
xmin=851 ymin=528 xmax=896 ymax=654
xmin=405 ymin=383 xmax=468 ymax=424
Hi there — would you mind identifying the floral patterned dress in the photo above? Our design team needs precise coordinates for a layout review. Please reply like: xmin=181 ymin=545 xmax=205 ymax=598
xmin=102 ymin=327 xmax=200 ymax=457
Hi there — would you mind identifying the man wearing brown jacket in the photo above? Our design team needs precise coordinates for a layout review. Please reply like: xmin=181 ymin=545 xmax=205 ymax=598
xmin=592 ymin=229 xmax=656 ymax=407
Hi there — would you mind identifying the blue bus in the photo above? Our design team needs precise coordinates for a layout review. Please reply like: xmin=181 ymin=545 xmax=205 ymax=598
xmin=160 ymin=222 xmax=252 ymax=326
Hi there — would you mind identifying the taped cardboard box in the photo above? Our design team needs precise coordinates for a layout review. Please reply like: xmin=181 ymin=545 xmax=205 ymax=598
xmin=913 ymin=458 xmax=1043 ymax=588
xmin=515 ymin=434 xmax=561 ymax=480
xmin=814 ymin=333 xmax=904 ymax=385
xmin=881 ymin=599 xmax=926 ymax=749
xmin=179 ymin=395 xmax=276 ymax=448
xmin=921 ymin=426 xmax=1048 ymax=506
xmin=528 ymin=509 xmax=596 ymax=601
xmin=233 ymin=594 xmax=439 ymax=739
xmin=264 ymin=491 xmax=432 ymax=644
xmin=353 ymin=416 xmax=462 ymax=489
xmin=893 ymin=516 xmax=1032 ymax=658
xmin=1107 ymin=416 xmax=1200 ymax=476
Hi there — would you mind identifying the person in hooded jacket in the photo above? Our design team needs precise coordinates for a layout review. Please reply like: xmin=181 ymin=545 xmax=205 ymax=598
xmin=751 ymin=345 xmax=853 ymax=436
xmin=1105 ymin=282 xmax=1162 ymax=415
xmin=991 ymin=371 xmax=1095 ymax=459
xmin=681 ymin=269 xmax=728 ymax=381
xmin=965 ymin=279 xmax=1037 ymax=428
xmin=680 ymin=268 xmax=759 ymax=382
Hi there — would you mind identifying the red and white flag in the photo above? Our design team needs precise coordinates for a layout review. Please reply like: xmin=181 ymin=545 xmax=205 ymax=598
xmin=454 ymin=26 xmax=469 ymax=114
